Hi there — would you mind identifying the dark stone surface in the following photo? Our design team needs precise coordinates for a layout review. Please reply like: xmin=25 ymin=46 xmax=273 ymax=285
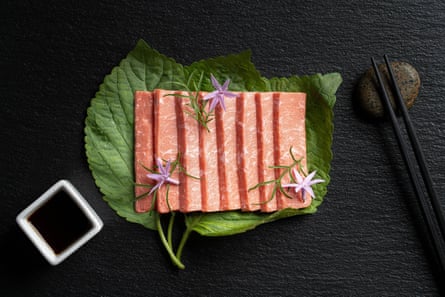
xmin=1 ymin=0 xmax=445 ymax=296
xmin=356 ymin=61 xmax=420 ymax=118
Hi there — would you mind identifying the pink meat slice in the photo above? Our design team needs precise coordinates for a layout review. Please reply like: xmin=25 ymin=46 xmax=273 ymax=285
xmin=216 ymin=94 xmax=240 ymax=211
xmin=134 ymin=91 xmax=155 ymax=213
xmin=199 ymin=94 xmax=221 ymax=212
xmin=274 ymin=92 xmax=311 ymax=208
xmin=256 ymin=93 xmax=278 ymax=212
xmin=237 ymin=92 xmax=261 ymax=211
xmin=154 ymin=90 xmax=180 ymax=213
xmin=176 ymin=93 xmax=202 ymax=212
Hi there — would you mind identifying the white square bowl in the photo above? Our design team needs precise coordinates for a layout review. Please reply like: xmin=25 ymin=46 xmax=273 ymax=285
xmin=16 ymin=180 xmax=103 ymax=265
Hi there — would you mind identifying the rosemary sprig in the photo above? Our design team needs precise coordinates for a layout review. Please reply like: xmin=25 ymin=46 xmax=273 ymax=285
xmin=168 ymin=71 xmax=214 ymax=131
xmin=171 ymin=153 xmax=200 ymax=181
xmin=248 ymin=147 xmax=304 ymax=204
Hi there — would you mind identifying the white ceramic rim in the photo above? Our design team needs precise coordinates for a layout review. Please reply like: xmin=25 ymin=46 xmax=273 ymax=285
xmin=16 ymin=179 xmax=103 ymax=265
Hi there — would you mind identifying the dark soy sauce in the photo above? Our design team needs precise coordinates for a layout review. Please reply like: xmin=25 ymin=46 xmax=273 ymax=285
xmin=28 ymin=190 xmax=93 ymax=254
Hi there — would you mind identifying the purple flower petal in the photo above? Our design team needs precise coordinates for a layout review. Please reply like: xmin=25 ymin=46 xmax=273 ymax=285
xmin=282 ymin=183 xmax=302 ymax=193
xmin=147 ymin=173 xmax=164 ymax=182
xmin=219 ymin=95 xmax=226 ymax=111
xmin=304 ymin=186 xmax=315 ymax=198
xmin=162 ymin=159 xmax=171 ymax=176
xmin=148 ymin=182 xmax=163 ymax=196
xmin=304 ymin=171 xmax=317 ymax=183
xmin=308 ymin=179 xmax=325 ymax=186
xmin=166 ymin=177 xmax=180 ymax=185
xmin=292 ymin=168 xmax=304 ymax=184
xmin=203 ymin=90 xmax=219 ymax=100
xmin=209 ymin=96 xmax=220 ymax=111
xmin=210 ymin=74 xmax=220 ymax=90
xmin=221 ymin=79 xmax=230 ymax=90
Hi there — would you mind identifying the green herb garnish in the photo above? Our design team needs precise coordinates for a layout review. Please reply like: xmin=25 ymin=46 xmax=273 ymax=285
xmin=249 ymin=147 xmax=325 ymax=205
xmin=248 ymin=147 xmax=304 ymax=204
xmin=168 ymin=71 xmax=214 ymax=131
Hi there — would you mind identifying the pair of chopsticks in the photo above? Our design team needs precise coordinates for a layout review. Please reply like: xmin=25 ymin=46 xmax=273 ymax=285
xmin=372 ymin=55 xmax=445 ymax=276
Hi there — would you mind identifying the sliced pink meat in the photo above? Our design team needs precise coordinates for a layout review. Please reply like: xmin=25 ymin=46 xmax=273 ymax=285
xmin=256 ymin=93 xmax=277 ymax=212
xmin=216 ymin=94 xmax=240 ymax=211
xmin=274 ymin=92 xmax=311 ymax=208
xmin=134 ymin=91 xmax=155 ymax=213
xmin=154 ymin=90 xmax=180 ymax=213
xmin=215 ymin=105 xmax=229 ymax=210
xmin=176 ymin=93 xmax=202 ymax=212
xmin=237 ymin=92 xmax=261 ymax=211
xmin=134 ymin=89 xmax=308 ymax=213
xmin=199 ymin=95 xmax=220 ymax=212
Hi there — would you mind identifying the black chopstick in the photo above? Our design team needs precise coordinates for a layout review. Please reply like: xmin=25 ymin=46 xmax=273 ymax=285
xmin=383 ymin=55 xmax=445 ymax=238
xmin=371 ymin=56 xmax=445 ymax=276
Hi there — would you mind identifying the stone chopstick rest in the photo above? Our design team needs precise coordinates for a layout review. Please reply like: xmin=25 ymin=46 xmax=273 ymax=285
xmin=16 ymin=180 xmax=103 ymax=265
xmin=356 ymin=61 xmax=420 ymax=118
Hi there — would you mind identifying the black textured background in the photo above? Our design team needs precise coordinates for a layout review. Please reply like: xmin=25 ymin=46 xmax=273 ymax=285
xmin=2 ymin=0 xmax=445 ymax=296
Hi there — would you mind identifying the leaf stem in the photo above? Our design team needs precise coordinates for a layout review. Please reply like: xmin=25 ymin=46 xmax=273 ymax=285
xmin=156 ymin=213 xmax=185 ymax=269
xmin=175 ymin=226 xmax=192 ymax=262
xmin=167 ymin=212 xmax=175 ymax=250
xmin=176 ymin=214 xmax=202 ymax=261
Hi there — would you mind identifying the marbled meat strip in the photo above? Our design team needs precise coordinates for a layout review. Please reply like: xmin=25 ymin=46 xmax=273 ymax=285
xmin=276 ymin=92 xmax=311 ymax=208
xmin=199 ymin=93 xmax=220 ymax=211
xmin=154 ymin=90 xmax=180 ymax=213
xmin=256 ymin=93 xmax=277 ymax=212
xmin=134 ymin=91 xmax=155 ymax=213
xmin=215 ymin=105 xmax=229 ymax=210
xmin=273 ymin=93 xmax=282 ymax=205
xmin=176 ymin=93 xmax=202 ymax=212
xmin=237 ymin=92 xmax=261 ymax=211
xmin=219 ymin=94 xmax=240 ymax=211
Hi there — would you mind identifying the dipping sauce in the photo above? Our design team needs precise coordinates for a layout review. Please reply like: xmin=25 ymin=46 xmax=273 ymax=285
xmin=28 ymin=189 xmax=93 ymax=254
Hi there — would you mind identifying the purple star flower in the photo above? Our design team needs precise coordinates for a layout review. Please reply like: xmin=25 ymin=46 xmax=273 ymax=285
xmin=282 ymin=169 xmax=325 ymax=202
xmin=147 ymin=157 xmax=179 ymax=196
xmin=202 ymin=74 xmax=238 ymax=112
